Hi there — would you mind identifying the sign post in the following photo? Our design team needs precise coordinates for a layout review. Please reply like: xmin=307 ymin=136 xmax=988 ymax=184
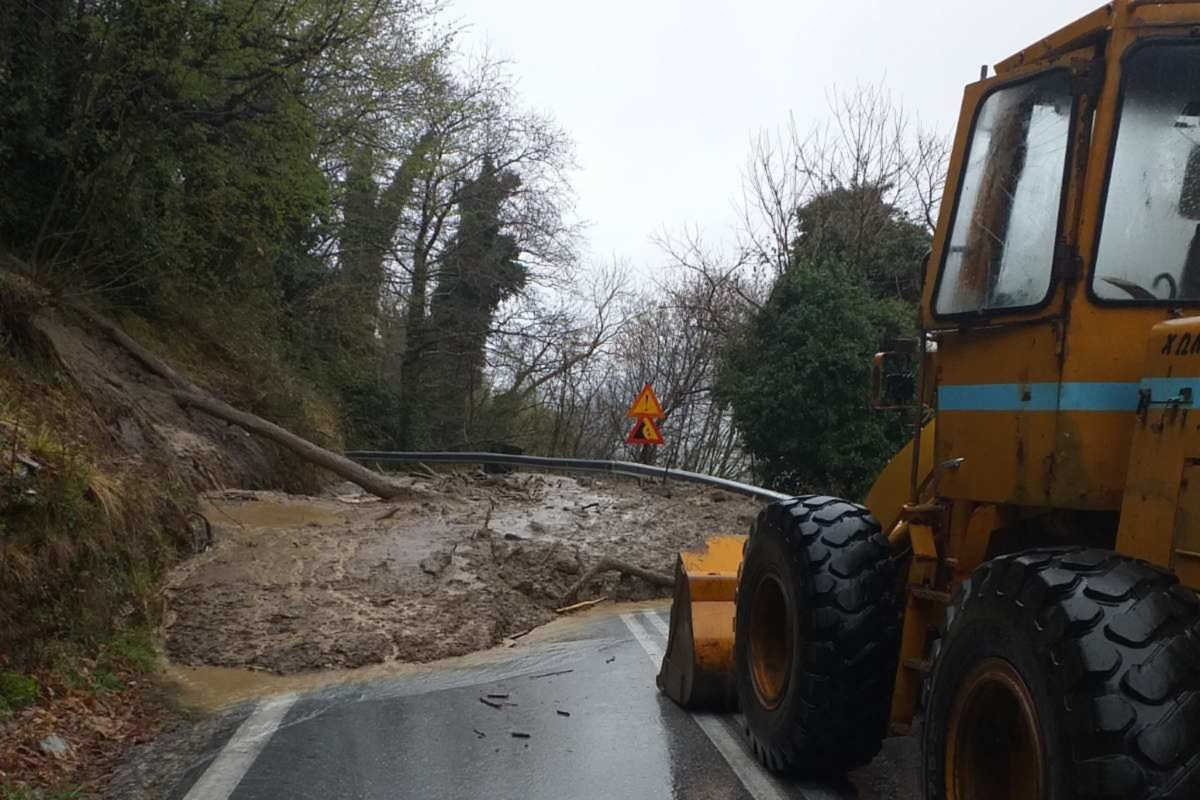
xmin=625 ymin=383 xmax=666 ymax=447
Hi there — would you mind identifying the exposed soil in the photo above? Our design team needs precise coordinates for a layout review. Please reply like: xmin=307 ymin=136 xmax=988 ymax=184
xmin=28 ymin=307 xmax=321 ymax=496
xmin=163 ymin=472 xmax=760 ymax=674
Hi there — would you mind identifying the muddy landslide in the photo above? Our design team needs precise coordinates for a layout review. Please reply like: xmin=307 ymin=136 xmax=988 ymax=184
xmin=163 ymin=472 xmax=760 ymax=674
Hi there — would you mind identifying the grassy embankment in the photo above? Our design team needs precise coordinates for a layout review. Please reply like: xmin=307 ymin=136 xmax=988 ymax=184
xmin=0 ymin=271 xmax=341 ymax=794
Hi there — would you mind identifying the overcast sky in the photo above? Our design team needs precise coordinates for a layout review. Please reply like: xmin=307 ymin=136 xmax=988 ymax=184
xmin=450 ymin=0 xmax=1102 ymax=272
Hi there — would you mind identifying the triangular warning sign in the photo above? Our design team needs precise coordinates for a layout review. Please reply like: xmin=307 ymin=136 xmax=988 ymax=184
xmin=626 ymin=416 xmax=665 ymax=446
xmin=626 ymin=383 xmax=664 ymax=419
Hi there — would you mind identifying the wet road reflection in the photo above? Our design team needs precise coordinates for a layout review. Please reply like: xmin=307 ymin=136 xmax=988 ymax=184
xmin=170 ymin=608 xmax=850 ymax=800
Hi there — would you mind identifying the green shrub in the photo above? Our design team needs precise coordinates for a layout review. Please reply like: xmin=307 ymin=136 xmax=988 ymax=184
xmin=103 ymin=627 xmax=158 ymax=674
xmin=0 ymin=671 xmax=38 ymax=710
xmin=719 ymin=257 xmax=915 ymax=499
xmin=0 ymin=784 xmax=81 ymax=800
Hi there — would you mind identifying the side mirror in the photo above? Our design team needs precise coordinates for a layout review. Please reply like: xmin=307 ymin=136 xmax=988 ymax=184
xmin=870 ymin=344 xmax=917 ymax=410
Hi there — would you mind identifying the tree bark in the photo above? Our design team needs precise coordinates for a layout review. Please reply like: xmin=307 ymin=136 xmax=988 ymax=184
xmin=171 ymin=390 xmax=408 ymax=499
xmin=69 ymin=303 xmax=205 ymax=395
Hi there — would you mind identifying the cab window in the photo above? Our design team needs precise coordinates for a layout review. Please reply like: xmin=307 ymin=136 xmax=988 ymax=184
xmin=935 ymin=72 xmax=1073 ymax=316
xmin=1094 ymin=43 xmax=1200 ymax=303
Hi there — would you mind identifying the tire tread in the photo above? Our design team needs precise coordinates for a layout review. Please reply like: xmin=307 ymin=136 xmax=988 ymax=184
xmin=926 ymin=548 xmax=1200 ymax=799
xmin=738 ymin=495 xmax=900 ymax=775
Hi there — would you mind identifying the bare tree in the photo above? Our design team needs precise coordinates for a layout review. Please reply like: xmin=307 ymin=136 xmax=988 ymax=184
xmin=365 ymin=79 xmax=949 ymax=464
xmin=560 ymin=81 xmax=952 ymax=478
xmin=341 ymin=49 xmax=581 ymax=447
xmin=738 ymin=82 xmax=949 ymax=278
xmin=472 ymin=262 xmax=627 ymax=448
xmin=525 ymin=255 xmax=756 ymax=478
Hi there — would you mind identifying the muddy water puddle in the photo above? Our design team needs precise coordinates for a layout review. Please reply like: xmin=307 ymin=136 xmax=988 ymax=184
xmin=200 ymin=494 xmax=345 ymax=528
xmin=164 ymin=600 xmax=670 ymax=711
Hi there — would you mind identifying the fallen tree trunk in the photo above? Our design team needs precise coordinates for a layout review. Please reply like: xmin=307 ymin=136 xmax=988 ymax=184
xmin=171 ymin=391 xmax=408 ymax=499
xmin=57 ymin=299 xmax=410 ymax=500
xmin=69 ymin=302 xmax=205 ymax=395
xmin=560 ymin=557 xmax=673 ymax=606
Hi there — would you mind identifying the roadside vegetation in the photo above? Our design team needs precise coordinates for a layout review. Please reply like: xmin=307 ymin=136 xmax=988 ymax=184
xmin=0 ymin=0 xmax=947 ymax=659
xmin=0 ymin=621 xmax=164 ymax=798
xmin=1 ymin=0 xmax=947 ymax=792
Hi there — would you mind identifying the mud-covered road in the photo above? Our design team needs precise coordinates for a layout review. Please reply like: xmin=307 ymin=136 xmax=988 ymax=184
xmin=164 ymin=472 xmax=761 ymax=674
xmin=114 ymin=473 xmax=927 ymax=800
xmin=111 ymin=604 xmax=920 ymax=800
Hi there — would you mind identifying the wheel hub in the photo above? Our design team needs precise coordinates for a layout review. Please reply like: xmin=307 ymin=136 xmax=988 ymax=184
xmin=945 ymin=657 xmax=1046 ymax=800
xmin=748 ymin=573 xmax=793 ymax=709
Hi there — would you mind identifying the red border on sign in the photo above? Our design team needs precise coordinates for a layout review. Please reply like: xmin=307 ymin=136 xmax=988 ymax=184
xmin=626 ymin=416 xmax=665 ymax=446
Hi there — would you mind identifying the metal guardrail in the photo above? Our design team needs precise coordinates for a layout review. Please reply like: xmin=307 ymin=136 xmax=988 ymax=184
xmin=345 ymin=451 xmax=790 ymax=503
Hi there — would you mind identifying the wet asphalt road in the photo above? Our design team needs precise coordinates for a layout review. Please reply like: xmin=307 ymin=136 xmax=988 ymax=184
xmin=167 ymin=608 xmax=915 ymax=800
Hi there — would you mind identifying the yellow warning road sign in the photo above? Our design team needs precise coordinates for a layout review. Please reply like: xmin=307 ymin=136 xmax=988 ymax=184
xmin=626 ymin=383 xmax=664 ymax=419
xmin=626 ymin=416 xmax=664 ymax=446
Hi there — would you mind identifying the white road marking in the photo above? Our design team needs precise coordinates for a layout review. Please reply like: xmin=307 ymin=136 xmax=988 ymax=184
xmin=183 ymin=692 xmax=299 ymax=800
xmin=622 ymin=611 xmax=844 ymax=800
xmin=643 ymin=609 xmax=669 ymax=637
xmin=620 ymin=613 xmax=794 ymax=800
xmin=180 ymin=611 xmax=843 ymax=800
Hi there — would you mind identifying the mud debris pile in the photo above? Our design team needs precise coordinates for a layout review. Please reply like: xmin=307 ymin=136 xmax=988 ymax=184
xmin=163 ymin=472 xmax=759 ymax=674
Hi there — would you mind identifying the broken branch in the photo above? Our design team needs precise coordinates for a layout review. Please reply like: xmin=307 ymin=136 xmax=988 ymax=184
xmin=559 ymin=557 xmax=673 ymax=606
xmin=68 ymin=303 xmax=204 ymax=395
xmin=554 ymin=597 xmax=607 ymax=614
xmin=375 ymin=506 xmax=405 ymax=522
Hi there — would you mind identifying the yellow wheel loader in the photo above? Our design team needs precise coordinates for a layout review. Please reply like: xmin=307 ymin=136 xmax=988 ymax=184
xmin=659 ymin=3 xmax=1200 ymax=797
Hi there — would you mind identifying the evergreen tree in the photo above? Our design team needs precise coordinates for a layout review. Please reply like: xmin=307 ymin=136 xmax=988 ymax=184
xmin=424 ymin=158 xmax=525 ymax=446
xmin=792 ymin=183 xmax=930 ymax=303
xmin=719 ymin=188 xmax=926 ymax=498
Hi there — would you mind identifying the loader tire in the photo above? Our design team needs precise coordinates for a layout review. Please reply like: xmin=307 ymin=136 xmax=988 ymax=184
xmin=733 ymin=496 xmax=900 ymax=775
xmin=923 ymin=549 xmax=1200 ymax=800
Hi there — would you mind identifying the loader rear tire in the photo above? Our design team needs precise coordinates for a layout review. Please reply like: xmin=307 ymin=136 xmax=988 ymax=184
xmin=734 ymin=496 xmax=900 ymax=775
xmin=923 ymin=549 xmax=1200 ymax=800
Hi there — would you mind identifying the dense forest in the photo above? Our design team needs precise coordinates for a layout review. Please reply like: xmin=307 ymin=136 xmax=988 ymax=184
xmin=0 ymin=0 xmax=947 ymax=496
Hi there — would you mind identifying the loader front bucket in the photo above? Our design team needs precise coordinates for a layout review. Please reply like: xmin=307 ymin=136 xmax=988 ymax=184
xmin=656 ymin=534 xmax=746 ymax=711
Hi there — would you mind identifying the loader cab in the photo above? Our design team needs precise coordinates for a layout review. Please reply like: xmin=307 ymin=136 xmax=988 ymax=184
xmin=915 ymin=3 xmax=1200 ymax=586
